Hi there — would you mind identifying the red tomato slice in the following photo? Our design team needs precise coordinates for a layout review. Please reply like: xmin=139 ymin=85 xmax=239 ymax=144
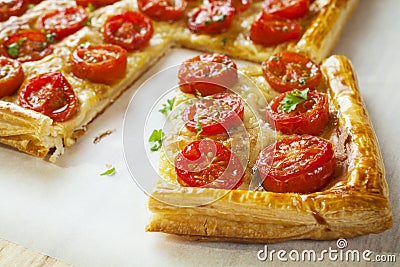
xmin=264 ymin=0 xmax=310 ymax=19
xmin=1 ymin=30 xmax=53 ymax=62
xmin=178 ymin=54 xmax=238 ymax=96
xmin=38 ymin=7 xmax=88 ymax=40
xmin=250 ymin=12 xmax=302 ymax=47
xmin=187 ymin=2 xmax=235 ymax=34
xmin=175 ymin=139 xmax=244 ymax=189
xmin=209 ymin=0 xmax=252 ymax=13
xmin=18 ymin=72 xmax=78 ymax=122
xmin=71 ymin=44 xmax=127 ymax=84
xmin=262 ymin=51 xmax=322 ymax=92
xmin=0 ymin=0 xmax=28 ymax=22
xmin=183 ymin=93 xmax=244 ymax=136
xmin=256 ymin=135 xmax=335 ymax=193
xmin=75 ymin=0 xmax=120 ymax=7
xmin=0 ymin=57 xmax=24 ymax=98
xmin=103 ymin=11 xmax=154 ymax=51
xmin=138 ymin=0 xmax=187 ymax=22
xmin=267 ymin=89 xmax=329 ymax=135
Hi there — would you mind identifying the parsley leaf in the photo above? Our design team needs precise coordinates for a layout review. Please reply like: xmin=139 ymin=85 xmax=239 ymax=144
xmin=149 ymin=129 xmax=164 ymax=151
xmin=195 ymin=117 xmax=203 ymax=139
xmin=46 ymin=33 xmax=56 ymax=43
xmin=221 ymin=37 xmax=230 ymax=47
xmin=159 ymin=97 xmax=175 ymax=114
xmin=6 ymin=43 xmax=19 ymax=58
xmin=279 ymin=89 xmax=309 ymax=113
xmin=88 ymin=3 xmax=96 ymax=12
xmin=100 ymin=166 xmax=116 ymax=176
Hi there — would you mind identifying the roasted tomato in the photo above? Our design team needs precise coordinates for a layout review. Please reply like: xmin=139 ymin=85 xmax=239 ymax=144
xmin=266 ymin=89 xmax=329 ymax=135
xmin=187 ymin=1 xmax=235 ymax=34
xmin=18 ymin=72 xmax=78 ymax=122
xmin=137 ymin=0 xmax=187 ymax=21
xmin=178 ymin=54 xmax=238 ymax=96
xmin=264 ymin=0 xmax=310 ymax=19
xmin=175 ymin=139 xmax=244 ymax=189
xmin=103 ymin=11 xmax=154 ymax=51
xmin=1 ymin=30 xmax=53 ymax=62
xmin=209 ymin=0 xmax=252 ymax=13
xmin=256 ymin=135 xmax=335 ymax=193
xmin=75 ymin=0 xmax=121 ymax=7
xmin=250 ymin=12 xmax=302 ymax=47
xmin=183 ymin=93 xmax=244 ymax=136
xmin=71 ymin=43 xmax=127 ymax=84
xmin=262 ymin=51 xmax=322 ymax=92
xmin=0 ymin=57 xmax=24 ymax=98
xmin=38 ymin=7 xmax=88 ymax=40
xmin=0 ymin=0 xmax=28 ymax=22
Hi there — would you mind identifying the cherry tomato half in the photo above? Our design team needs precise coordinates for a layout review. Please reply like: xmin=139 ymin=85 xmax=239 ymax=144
xmin=103 ymin=11 xmax=154 ymax=51
xmin=209 ymin=0 xmax=252 ymax=13
xmin=256 ymin=135 xmax=335 ymax=193
xmin=264 ymin=0 xmax=310 ymax=20
xmin=38 ymin=7 xmax=88 ymax=40
xmin=250 ymin=12 xmax=302 ymax=47
xmin=137 ymin=0 xmax=187 ymax=22
xmin=0 ymin=0 xmax=28 ymax=22
xmin=266 ymin=89 xmax=329 ymax=135
xmin=178 ymin=54 xmax=238 ymax=96
xmin=262 ymin=51 xmax=322 ymax=92
xmin=75 ymin=0 xmax=121 ymax=7
xmin=183 ymin=93 xmax=244 ymax=136
xmin=187 ymin=2 xmax=235 ymax=34
xmin=18 ymin=72 xmax=78 ymax=122
xmin=1 ymin=30 xmax=53 ymax=62
xmin=71 ymin=44 xmax=127 ymax=84
xmin=0 ymin=57 xmax=24 ymax=98
xmin=175 ymin=139 xmax=244 ymax=189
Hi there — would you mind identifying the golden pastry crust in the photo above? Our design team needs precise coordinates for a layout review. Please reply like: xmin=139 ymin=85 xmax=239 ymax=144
xmin=0 ymin=0 xmax=358 ymax=161
xmin=146 ymin=55 xmax=393 ymax=242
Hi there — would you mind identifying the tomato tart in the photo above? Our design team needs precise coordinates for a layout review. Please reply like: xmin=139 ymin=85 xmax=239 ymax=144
xmin=146 ymin=53 xmax=393 ymax=242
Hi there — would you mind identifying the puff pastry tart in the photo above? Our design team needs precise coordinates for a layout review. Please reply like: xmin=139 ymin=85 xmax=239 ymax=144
xmin=0 ymin=0 xmax=358 ymax=161
xmin=146 ymin=54 xmax=393 ymax=242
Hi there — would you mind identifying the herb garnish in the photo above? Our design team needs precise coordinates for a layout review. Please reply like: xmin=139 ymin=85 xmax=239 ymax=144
xmin=195 ymin=117 xmax=203 ymax=139
xmin=149 ymin=129 xmax=164 ymax=151
xmin=279 ymin=89 xmax=309 ymax=113
xmin=159 ymin=97 xmax=175 ymax=114
xmin=88 ymin=3 xmax=96 ymax=12
xmin=100 ymin=166 xmax=116 ymax=176
xmin=46 ymin=33 xmax=56 ymax=43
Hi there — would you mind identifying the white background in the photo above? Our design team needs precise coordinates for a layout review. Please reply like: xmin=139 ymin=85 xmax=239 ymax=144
xmin=0 ymin=0 xmax=399 ymax=266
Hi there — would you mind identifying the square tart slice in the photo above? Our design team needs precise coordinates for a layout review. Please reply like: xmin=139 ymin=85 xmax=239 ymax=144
xmin=146 ymin=55 xmax=393 ymax=243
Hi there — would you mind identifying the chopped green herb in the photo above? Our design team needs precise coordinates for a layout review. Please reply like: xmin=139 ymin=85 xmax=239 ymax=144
xmin=149 ymin=129 xmax=164 ymax=151
xmin=221 ymin=37 xmax=229 ymax=47
xmin=87 ymin=2 xmax=96 ymax=12
xmin=100 ymin=166 xmax=116 ymax=176
xmin=18 ymin=37 xmax=27 ymax=45
xmin=159 ymin=97 xmax=175 ymax=114
xmin=83 ymin=16 xmax=93 ymax=26
xmin=195 ymin=117 xmax=203 ymax=139
xmin=281 ymin=26 xmax=289 ymax=32
xmin=299 ymin=78 xmax=307 ymax=86
xmin=217 ymin=15 xmax=226 ymax=22
xmin=46 ymin=33 xmax=56 ymax=43
xmin=270 ymin=55 xmax=282 ymax=61
xmin=28 ymin=4 xmax=35 ymax=9
xmin=6 ymin=43 xmax=19 ymax=58
xmin=279 ymin=89 xmax=309 ymax=113
xmin=205 ymin=19 xmax=213 ymax=25
xmin=80 ymin=41 xmax=91 ymax=49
